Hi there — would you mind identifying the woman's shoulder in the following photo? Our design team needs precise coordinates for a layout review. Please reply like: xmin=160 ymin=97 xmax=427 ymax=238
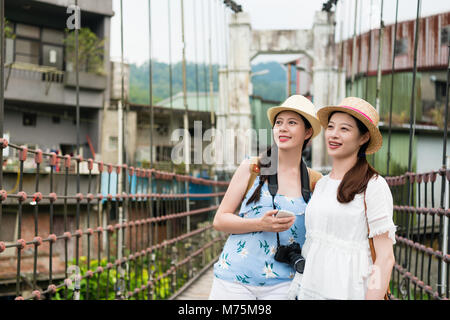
xmin=233 ymin=157 xmax=260 ymax=190
xmin=235 ymin=157 xmax=256 ymax=175
xmin=367 ymin=175 xmax=391 ymax=194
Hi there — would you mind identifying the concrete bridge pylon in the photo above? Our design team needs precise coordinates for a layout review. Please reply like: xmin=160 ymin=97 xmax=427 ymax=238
xmin=217 ymin=10 xmax=345 ymax=174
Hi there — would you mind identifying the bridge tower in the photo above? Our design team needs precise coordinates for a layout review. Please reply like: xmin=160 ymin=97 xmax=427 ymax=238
xmin=217 ymin=10 xmax=345 ymax=174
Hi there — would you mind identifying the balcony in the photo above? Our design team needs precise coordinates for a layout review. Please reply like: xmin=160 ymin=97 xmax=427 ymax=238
xmin=4 ymin=62 xmax=106 ymax=108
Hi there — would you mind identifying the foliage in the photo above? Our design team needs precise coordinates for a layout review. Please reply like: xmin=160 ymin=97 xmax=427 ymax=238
xmin=129 ymin=61 xmax=287 ymax=105
xmin=429 ymin=106 xmax=445 ymax=129
xmin=51 ymin=250 xmax=187 ymax=300
xmin=64 ymin=27 xmax=105 ymax=75
xmin=380 ymin=110 xmax=409 ymax=126
xmin=4 ymin=19 xmax=15 ymax=39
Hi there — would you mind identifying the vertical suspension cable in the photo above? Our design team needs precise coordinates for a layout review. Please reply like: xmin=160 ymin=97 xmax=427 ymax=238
xmin=201 ymin=0 xmax=208 ymax=112
xmin=440 ymin=43 xmax=450 ymax=298
xmin=374 ymin=0 xmax=384 ymax=114
xmin=180 ymin=0 xmax=191 ymax=233
xmin=386 ymin=0 xmax=399 ymax=176
xmin=215 ymin=0 xmax=221 ymax=81
xmin=192 ymin=0 xmax=200 ymax=111
xmin=222 ymin=2 xmax=230 ymax=179
xmin=74 ymin=0 xmax=81 ymax=276
xmin=443 ymin=46 xmax=450 ymax=168
xmin=148 ymin=0 xmax=154 ymax=169
xmin=75 ymin=0 xmax=80 ymax=157
xmin=0 ymin=0 xmax=5 ymax=238
xmin=407 ymin=0 xmax=421 ymax=175
xmin=208 ymin=0 xmax=214 ymax=127
xmin=120 ymin=0 xmax=126 ymax=168
xmin=357 ymin=0 xmax=363 ymax=95
xmin=350 ymin=0 xmax=359 ymax=96
xmin=405 ymin=0 xmax=422 ymax=299
xmin=147 ymin=0 xmax=155 ymax=299
xmin=168 ymin=0 xmax=174 ymax=171
xmin=117 ymin=0 xmax=127 ymax=299
xmin=337 ymin=0 xmax=345 ymax=99
xmin=364 ymin=0 xmax=373 ymax=101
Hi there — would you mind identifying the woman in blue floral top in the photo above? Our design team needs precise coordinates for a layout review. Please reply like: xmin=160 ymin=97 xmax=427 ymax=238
xmin=209 ymin=95 xmax=322 ymax=300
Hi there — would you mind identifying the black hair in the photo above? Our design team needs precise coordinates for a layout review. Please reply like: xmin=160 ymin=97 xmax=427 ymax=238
xmin=246 ymin=112 xmax=312 ymax=205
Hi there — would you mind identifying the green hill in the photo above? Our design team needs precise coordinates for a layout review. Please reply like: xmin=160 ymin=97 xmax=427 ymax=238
xmin=129 ymin=61 xmax=287 ymax=105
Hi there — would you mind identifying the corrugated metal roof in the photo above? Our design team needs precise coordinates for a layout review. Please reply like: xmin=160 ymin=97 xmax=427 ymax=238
xmin=340 ymin=12 xmax=450 ymax=78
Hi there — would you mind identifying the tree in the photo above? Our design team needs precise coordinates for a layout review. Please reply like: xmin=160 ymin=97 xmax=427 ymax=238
xmin=64 ymin=28 xmax=105 ymax=75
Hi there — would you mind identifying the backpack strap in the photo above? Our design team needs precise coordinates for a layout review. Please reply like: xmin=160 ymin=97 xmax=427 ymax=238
xmin=307 ymin=167 xmax=322 ymax=192
xmin=244 ymin=156 xmax=260 ymax=196
xmin=243 ymin=157 xmax=322 ymax=201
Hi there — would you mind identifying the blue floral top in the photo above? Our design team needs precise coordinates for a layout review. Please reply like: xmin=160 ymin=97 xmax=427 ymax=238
xmin=213 ymin=175 xmax=308 ymax=286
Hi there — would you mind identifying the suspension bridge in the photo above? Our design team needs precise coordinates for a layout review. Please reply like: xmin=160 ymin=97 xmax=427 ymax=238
xmin=0 ymin=0 xmax=449 ymax=301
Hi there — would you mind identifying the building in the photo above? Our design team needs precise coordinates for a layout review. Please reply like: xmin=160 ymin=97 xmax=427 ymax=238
xmin=287 ymin=12 xmax=450 ymax=172
xmin=4 ymin=0 xmax=113 ymax=161
xmin=0 ymin=0 xmax=113 ymax=298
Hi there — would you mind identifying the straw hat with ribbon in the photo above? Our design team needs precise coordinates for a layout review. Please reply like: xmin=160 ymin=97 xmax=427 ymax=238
xmin=267 ymin=95 xmax=321 ymax=139
xmin=317 ymin=97 xmax=382 ymax=155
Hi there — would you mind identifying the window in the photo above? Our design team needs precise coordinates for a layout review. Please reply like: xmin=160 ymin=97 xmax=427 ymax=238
xmin=42 ymin=28 xmax=64 ymax=45
xmin=42 ymin=44 xmax=63 ymax=69
xmin=52 ymin=116 xmax=61 ymax=124
xmin=156 ymin=146 xmax=172 ymax=161
xmin=16 ymin=23 xmax=39 ymax=39
xmin=23 ymin=113 xmax=37 ymax=126
xmin=394 ymin=38 xmax=408 ymax=56
xmin=15 ymin=39 xmax=40 ymax=64
xmin=435 ymin=81 xmax=447 ymax=103
xmin=109 ymin=136 xmax=118 ymax=151
xmin=13 ymin=23 xmax=65 ymax=70
xmin=60 ymin=144 xmax=76 ymax=156
xmin=441 ymin=25 xmax=450 ymax=46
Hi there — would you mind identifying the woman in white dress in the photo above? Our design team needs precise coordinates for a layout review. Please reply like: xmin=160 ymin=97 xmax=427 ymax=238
xmin=291 ymin=97 xmax=396 ymax=300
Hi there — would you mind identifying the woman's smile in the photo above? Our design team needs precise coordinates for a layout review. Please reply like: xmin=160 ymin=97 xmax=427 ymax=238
xmin=279 ymin=135 xmax=291 ymax=142
xmin=328 ymin=140 xmax=342 ymax=150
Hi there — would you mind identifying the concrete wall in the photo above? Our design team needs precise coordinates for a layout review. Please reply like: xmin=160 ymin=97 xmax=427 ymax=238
xmin=101 ymin=109 xmax=137 ymax=165
xmin=251 ymin=29 xmax=313 ymax=59
xmin=5 ymin=71 xmax=105 ymax=108
xmin=4 ymin=107 xmax=96 ymax=155
xmin=416 ymin=134 xmax=450 ymax=208
xmin=34 ymin=0 xmax=114 ymax=16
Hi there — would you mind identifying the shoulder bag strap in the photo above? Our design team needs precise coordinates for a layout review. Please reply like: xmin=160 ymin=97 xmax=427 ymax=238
xmin=363 ymin=190 xmax=391 ymax=300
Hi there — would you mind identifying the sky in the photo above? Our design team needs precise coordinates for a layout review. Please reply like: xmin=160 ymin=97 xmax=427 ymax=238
xmin=110 ymin=0 xmax=450 ymax=66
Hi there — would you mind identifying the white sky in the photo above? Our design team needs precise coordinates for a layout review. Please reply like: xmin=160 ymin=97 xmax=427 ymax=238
xmin=110 ymin=0 xmax=450 ymax=66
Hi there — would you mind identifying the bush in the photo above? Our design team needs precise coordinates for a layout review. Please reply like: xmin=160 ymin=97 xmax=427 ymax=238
xmin=51 ymin=251 xmax=188 ymax=300
xmin=64 ymin=28 xmax=105 ymax=75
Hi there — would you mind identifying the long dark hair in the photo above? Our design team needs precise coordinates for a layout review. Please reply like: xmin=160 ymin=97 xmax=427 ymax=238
xmin=328 ymin=111 xmax=379 ymax=203
xmin=246 ymin=112 xmax=312 ymax=205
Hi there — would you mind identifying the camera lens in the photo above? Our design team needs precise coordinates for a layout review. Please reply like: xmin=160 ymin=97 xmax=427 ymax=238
xmin=293 ymin=256 xmax=305 ymax=274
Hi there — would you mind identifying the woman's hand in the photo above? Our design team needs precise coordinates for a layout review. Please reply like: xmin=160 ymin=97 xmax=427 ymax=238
xmin=259 ymin=210 xmax=295 ymax=233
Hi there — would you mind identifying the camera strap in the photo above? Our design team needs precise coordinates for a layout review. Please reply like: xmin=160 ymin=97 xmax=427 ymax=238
xmin=268 ymin=158 xmax=311 ymax=248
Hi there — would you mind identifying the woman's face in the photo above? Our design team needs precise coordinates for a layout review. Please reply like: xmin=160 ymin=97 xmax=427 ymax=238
xmin=325 ymin=112 xmax=370 ymax=160
xmin=273 ymin=111 xmax=312 ymax=150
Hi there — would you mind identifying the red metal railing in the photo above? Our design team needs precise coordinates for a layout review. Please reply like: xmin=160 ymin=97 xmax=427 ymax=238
xmin=0 ymin=139 xmax=228 ymax=300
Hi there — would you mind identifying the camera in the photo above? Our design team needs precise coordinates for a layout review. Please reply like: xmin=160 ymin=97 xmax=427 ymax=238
xmin=274 ymin=242 xmax=305 ymax=274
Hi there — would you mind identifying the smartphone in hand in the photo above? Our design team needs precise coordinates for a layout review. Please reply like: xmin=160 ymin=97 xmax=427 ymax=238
xmin=276 ymin=210 xmax=295 ymax=218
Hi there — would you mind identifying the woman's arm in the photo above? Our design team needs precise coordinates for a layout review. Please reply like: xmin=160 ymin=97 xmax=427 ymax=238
xmin=212 ymin=159 xmax=294 ymax=234
xmin=365 ymin=232 xmax=395 ymax=300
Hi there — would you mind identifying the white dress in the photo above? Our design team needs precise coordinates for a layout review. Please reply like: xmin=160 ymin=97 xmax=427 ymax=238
xmin=297 ymin=174 xmax=397 ymax=300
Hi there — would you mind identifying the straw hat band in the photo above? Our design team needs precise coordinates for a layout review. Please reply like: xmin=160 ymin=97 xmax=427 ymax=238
xmin=317 ymin=96 xmax=383 ymax=154
xmin=339 ymin=106 xmax=374 ymax=124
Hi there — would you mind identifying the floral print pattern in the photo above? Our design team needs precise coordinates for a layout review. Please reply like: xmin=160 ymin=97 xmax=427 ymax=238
xmin=214 ymin=175 xmax=308 ymax=287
